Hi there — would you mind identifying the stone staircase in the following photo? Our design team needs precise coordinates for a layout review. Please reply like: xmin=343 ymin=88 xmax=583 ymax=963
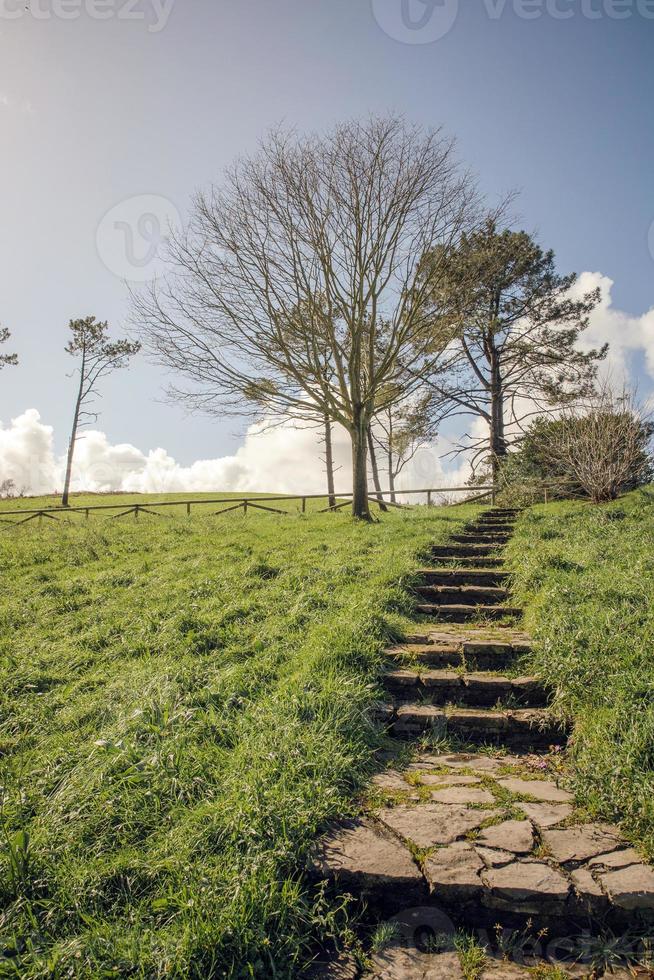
xmin=308 ymin=510 xmax=654 ymax=979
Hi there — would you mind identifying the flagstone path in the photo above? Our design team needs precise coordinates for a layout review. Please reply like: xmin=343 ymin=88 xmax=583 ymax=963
xmin=308 ymin=510 xmax=654 ymax=978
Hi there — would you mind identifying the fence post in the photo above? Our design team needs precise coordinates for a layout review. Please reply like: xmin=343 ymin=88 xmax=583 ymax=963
xmin=544 ymin=487 xmax=549 ymax=505
xmin=85 ymin=508 xmax=89 ymax=520
xmin=427 ymin=490 xmax=432 ymax=508
xmin=302 ymin=497 xmax=306 ymax=513
xmin=134 ymin=505 xmax=139 ymax=521
xmin=186 ymin=502 xmax=191 ymax=517
xmin=243 ymin=500 xmax=248 ymax=516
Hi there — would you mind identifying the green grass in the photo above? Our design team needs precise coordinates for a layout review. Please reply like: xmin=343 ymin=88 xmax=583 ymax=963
xmin=507 ymin=487 xmax=654 ymax=858
xmin=0 ymin=499 xmax=478 ymax=978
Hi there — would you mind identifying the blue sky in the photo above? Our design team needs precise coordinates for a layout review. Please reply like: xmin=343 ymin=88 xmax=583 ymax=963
xmin=0 ymin=0 xmax=653 ymax=484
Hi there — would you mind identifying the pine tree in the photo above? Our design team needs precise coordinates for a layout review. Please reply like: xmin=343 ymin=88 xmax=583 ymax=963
xmin=62 ymin=317 xmax=140 ymax=506
xmin=0 ymin=325 xmax=17 ymax=369
xmin=420 ymin=220 xmax=606 ymax=478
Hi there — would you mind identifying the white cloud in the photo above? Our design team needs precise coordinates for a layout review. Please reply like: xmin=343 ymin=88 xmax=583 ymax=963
xmin=0 ymin=409 xmax=58 ymax=494
xmin=0 ymin=94 xmax=34 ymax=113
xmin=574 ymin=271 xmax=654 ymax=381
xmin=0 ymin=411 xmax=470 ymax=500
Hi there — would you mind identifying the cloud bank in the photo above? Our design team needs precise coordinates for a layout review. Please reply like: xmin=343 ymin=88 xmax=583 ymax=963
xmin=0 ymin=411 xmax=467 ymax=498
xmin=2 ymin=275 xmax=652 ymax=499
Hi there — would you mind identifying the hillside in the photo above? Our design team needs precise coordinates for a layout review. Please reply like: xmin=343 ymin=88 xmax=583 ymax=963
xmin=0 ymin=501 xmax=478 ymax=977
xmin=508 ymin=488 xmax=654 ymax=858
xmin=3 ymin=491 xmax=654 ymax=977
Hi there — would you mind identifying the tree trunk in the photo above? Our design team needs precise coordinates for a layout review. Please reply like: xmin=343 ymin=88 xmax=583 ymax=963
xmin=367 ymin=426 xmax=388 ymax=513
xmin=387 ymin=411 xmax=396 ymax=504
xmin=62 ymin=365 xmax=85 ymax=507
xmin=324 ymin=413 xmax=336 ymax=510
xmin=388 ymin=451 xmax=396 ymax=505
xmin=351 ymin=416 xmax=371 ymax=521
xmin=489 ymin=349 xmax=507 ymax=483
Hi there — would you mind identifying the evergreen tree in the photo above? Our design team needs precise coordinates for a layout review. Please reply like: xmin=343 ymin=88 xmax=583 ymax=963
xmin=420 ymin=220 xmax=606 ymax=478
xmin=0 ymin=325 xmax=17 ymax=369
xmin=62 ymin=316 xmax=140 ymax=506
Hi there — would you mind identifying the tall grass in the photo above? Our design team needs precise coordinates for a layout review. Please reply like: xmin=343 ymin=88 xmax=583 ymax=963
xmin=507 ymin=488 xmax=654 ymax=858
xmin=0 ymin=504 xmax=476 ymax=977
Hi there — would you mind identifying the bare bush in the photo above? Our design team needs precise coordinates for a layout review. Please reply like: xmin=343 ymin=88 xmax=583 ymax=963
xmin=537 ymin=384 xmax=653 ymax=503
xmin=0 ymin=478 xmax=16 ymax=499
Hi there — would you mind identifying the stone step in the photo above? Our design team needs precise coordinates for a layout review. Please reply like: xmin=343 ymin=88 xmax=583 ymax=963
xmin=361 ymin=945 xmax=598 ymax=979
xmin=418 ymin=568 xmax=511 ymax=587
xmin=383 ymin=669 xmax=548 ymax=707
xmin=387 ymin=645 xmax=522 ymax=672
xmin=388 ymin=645 xmax=468 ymax=668
xmin=311 ymin=752 xmax=654 ymax=938
xmin=433 ymin=555 xmax=507 ymax=568
xmin=469 ymin=521 xmax=515 ymax=533
xmin=471 ymin=513 xmax=516 ymax=522
xmin=452 ymin=533 xmax=511 ymax=545
xmin=387 ymin=635 xmax=530 ymax=670
xmin=417 ymin=603 xmax=522 ymax=622
xmin=431 ymin=544 xmax=504 ymax=559
xmin=416 ymin=584 xmax=510 ymax=605
xmin=390 ymin=703 xmax=563 ymax=748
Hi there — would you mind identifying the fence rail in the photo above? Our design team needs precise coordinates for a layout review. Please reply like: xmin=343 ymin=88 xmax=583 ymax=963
xmin=0 ymin=486 xmax=496 ymax=530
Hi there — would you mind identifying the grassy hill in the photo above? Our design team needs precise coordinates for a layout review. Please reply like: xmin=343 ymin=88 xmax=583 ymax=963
xmin=508 ymin=487 xmax=654 ymax=859
xmin=4 ymin=489 xmax=654 ymax=976
xmin=0 ymin=500 xmax=478 ymax=978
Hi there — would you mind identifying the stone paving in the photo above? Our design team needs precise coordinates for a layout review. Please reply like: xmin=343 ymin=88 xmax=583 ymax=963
xmin=313 ymin=749 xmax=654 ymax=925
xmin=308 ymin=510 xmax=654 ymax=978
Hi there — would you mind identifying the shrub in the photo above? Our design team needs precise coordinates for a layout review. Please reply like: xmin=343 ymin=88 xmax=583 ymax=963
xmin=498 ymin=386 xmax=653 ymax=504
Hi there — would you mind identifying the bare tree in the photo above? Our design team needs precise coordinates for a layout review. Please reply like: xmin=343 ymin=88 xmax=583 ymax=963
xmin=61 ymin=317 xmax=140 ymax=507
xmin=132 ymin=116 xmax=479 ymax=519
xmin=0 ymin=478 xmax=17 ymax=498
xmin=419 ymin=220 xmax=605 ymax=479
xmin=372 ymin=393 xmax=436 ymax=503
xmin=0 ymin=325 xmax=17 ymax=370
xmin=536 ymin=382 xmax=653 ymax=503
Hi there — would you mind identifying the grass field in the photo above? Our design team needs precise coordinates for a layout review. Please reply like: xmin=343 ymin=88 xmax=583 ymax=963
xmin=508 ymin=487 xmax=654 ymax=859
xmin=0 ymin=498 xmax=478 ymax=978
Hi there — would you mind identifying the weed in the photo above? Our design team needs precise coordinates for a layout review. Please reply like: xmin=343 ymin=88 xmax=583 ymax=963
xmin=454 ymin=932 xmax=488 ymax=979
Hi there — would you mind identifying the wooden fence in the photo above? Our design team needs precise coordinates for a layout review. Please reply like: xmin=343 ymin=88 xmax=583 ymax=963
xmin=0 ymin=486 xmax=496 ymax=530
